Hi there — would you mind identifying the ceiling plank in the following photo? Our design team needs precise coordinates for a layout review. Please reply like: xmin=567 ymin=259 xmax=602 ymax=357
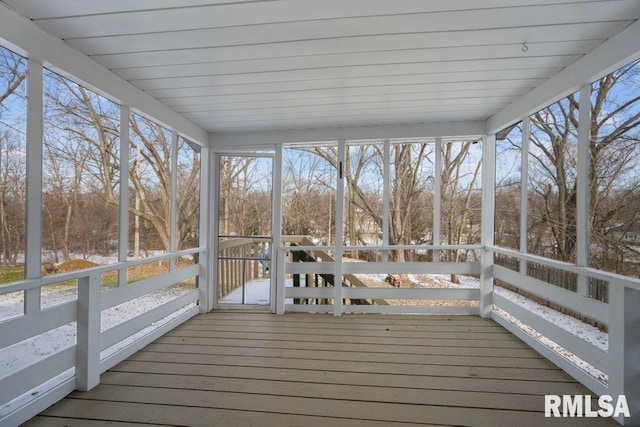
xmin=172 ymin=91 xmax=524 ymax=113
xmin=92 ymin=22 xmax=624 ymax=69
xmin=20 ymin=0 xmax=615 ymax=39
xmin=61 ymin=3 xmax=638 ymax=55
xmin=144 ymin=69 xmax=553 ymax=99
xmin=159 ymin=80 xmax=536 ymax=110
xmin=183 ymin=98 xmax=507 ymax=120
xmin=114 ymin=40 xmax=603 ymax=81
xmin=1 ymin=0 xmax=255 ymax=19
xmin=130 ymin=57 xmax=577 ymax=92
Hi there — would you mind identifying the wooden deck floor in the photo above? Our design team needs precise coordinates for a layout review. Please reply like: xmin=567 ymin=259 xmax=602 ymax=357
xmin=25 ymin=311 xmax=615 ymax=426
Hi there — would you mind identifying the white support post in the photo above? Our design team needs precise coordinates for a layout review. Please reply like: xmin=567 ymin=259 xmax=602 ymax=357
xmin=334 ymin=141 xmax=345 ymax=316
xmin=211 ymin=152 xmax=220 ymax=310
xmin=608 ymin=282 xmax=640 ymax=425
xmin=382 ymin=139 xmax=390 ymax=262
xmin=576 ymin=84 xmax=592 ymax=297
xmin=433 ymin=137 xmax=442 ymax=263
xmin=480 ymin=134 xmax=496 ymax=318
xmin=198 ymin=145 xmax=211 ymax=313
xmin=271 ymin=145 xmax=284 ymax=314
xmin=519 ymin=117 xmax=530 ymax=274
xmin=24 ymin=58 xmax=43 ymax=314
xmin=169 ymin=131 xmax=179 ymax=271
xmin=118 ymin=106 xmax=130 ymax=288
xmin=76 ymin=272 xmax=101 ymax=391
xmin=275 ymin=248 xmax=286 ymax=315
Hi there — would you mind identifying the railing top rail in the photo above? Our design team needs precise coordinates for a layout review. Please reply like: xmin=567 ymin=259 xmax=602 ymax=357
xmin=218 ymin=238 xmax=266 ymax=251
xmin=279 ymin=244 xmax=483 ymax=252
xmin=490 ymin=245 xmax=640 ymax=291
xmin=0 ymin=247 xmax=204 ymax=295
xmin=218 ymin=235 xmax=271 ymax=239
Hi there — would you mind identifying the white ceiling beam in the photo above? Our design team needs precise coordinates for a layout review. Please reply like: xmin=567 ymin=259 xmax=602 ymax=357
xmin=0 ymin=2 xmax=207 ymax=145
xmin=487 ymin=18 xmax=640 ymax=134
xmin=209 ymin=120 xmax=484 ymax=149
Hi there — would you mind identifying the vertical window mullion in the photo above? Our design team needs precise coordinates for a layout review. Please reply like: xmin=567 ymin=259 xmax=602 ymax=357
xmin=434 ymin=137 xmax=442 ymax=262
xmin=169 ymin=131 xmax=178 ymax=271
xmin=24 ymin=58 xmax=43 ymax=314
xmin=520 ymin=117 xmax=530 ymax=274
xmin=118 ymin=106 xmax=130 ymax=287
xmin=334 ymin=140 xmax=345 ymax=316
xmin=576 ymin=84 xmax=592 ymax=296
xmin=382 ymin=139 xmax=390 ymax=262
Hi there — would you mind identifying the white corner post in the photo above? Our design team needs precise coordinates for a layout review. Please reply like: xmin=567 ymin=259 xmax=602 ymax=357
xmin=609 ymin=281 xmax=640 ymax=425
xmin=76 ymin=272 xmax=101 ymax=391
xmin=272 ymin=144 xmax=284 ymax=314
xmin=210 ymin=150 xmax=220 ymax=312
xmin=576 ymin=84 xmax=592 ymax=297
xmin=334 ymin=141 xmax=345 ymax=316
xmin=24 ymin=58 xmax=43 ymax=314
xmin=198 ymin=145 xmax=212 ymax=313
xmin=480 ymin=134 xmax=496 ymax=318
xmin=118 ymin=105 xmax=130 ymax=287
xmin=433 ymin=137 xmax=442 ymax=263
xmin=519 ymin=117 xmax=530 ymax=274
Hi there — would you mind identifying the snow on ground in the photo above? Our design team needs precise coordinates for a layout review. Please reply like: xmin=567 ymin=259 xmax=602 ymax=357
xmin=218 ymin=278 xmax=271 ymax=305
xmin=0 ymin=284 xmax=195 ymax=417
xmin=218 ymin=278 xmax=296 ymax=305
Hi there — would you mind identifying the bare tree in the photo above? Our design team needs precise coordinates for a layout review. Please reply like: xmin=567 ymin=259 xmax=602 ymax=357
xmin=129 ymin=114 xmax=173 ymax=252
xmin=42 ymin=71 xmax=120 ymax=261
xmin=528 ymin=60 xmax=640 ymax=268
xmin=0 ymin=47 xmax=26 ymax=266
xmin=282 ymin=148 xmax=336 ymax=243
xmin=441 ymin=141 xmax=482 ymax=282
xmin=176 ymin=139 xmax=201 ymax=250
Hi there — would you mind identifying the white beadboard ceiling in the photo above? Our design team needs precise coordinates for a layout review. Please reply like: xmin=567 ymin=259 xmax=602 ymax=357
xmin=3 ymin=0 xmax=640 ymax=133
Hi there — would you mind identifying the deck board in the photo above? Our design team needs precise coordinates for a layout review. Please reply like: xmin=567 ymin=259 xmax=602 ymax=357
xmin=25 ymin=312 xmax=616 ymax=426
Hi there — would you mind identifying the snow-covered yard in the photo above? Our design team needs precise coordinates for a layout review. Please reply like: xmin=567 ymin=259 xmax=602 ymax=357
xmin=0 ymin=283 xmax=195 ymax=417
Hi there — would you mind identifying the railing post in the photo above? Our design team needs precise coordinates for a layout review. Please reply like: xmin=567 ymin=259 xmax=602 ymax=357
xmin=275 ymin=248 xmax=286 ymax=315
xmin=480 ymin=134 xmax=496 ymax=318
xmin=76 ymin=272 xmax=101 ymax=391
xmin=609 ymin=281 xmax=640 ymax=425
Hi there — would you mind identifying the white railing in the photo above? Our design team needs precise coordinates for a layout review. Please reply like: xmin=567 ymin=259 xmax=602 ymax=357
xmin=275 ymin=241 xmax=639 ymax=423
xmin=488 ymin=246 xmax=640 ymax=425
xmin=2 ymin=242 xmax=638 ymax=424
xmin=275 ymin=242 xmax=484 ymax=315
xmin=0 ymin=247 xmax=205 ymax=426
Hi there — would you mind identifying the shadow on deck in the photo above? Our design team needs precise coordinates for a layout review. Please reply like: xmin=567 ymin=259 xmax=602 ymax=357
xmin=25 ymin=312 xmax=616 ymax=426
